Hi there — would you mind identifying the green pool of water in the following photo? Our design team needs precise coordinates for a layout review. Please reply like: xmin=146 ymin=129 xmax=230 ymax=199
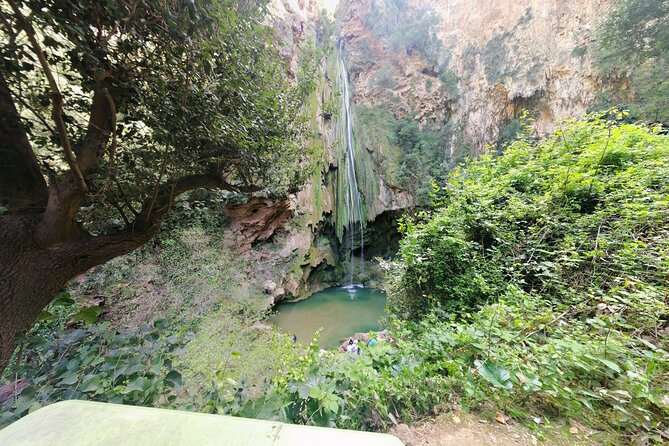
xmin=270 ymin=286 xmax=387 ymax=349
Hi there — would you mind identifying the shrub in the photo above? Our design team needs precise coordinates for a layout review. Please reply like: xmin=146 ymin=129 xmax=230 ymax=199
xmin=375 ymin=61 xmax=397 ymax=89
xmin=0 ymin=298 xmax=190 ymax=428
xmin=439 ymin=69 xmax=459 ymax=98
xmin=595 ymin=0 xmax=669 ymax=123
xmin=237 ymin=115 xmax=669 ymax=442
xmin=391 ymin=113 xmax=669 ymax=318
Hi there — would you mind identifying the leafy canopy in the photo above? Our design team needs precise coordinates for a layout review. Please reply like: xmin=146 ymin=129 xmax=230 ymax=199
xmin=1 ymin=0 xmax=305 ymax=230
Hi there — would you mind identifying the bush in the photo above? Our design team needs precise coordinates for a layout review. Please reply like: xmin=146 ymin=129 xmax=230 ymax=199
xmin=238 ymin=281 xmax=667 ymax=441
xmin=237 ymin=115 xmax=669 ymax=443
xmin=0 ymin=297 xmax=191 ymax=428
xmin=0 ymin=208 xmax=294 ymax=426
xmin=374 ymin=61 xmax=397 ymax=89
xmin=391 ymin=113 xmax=669 ymax=318
xmin=361 ymin=0 xmax=445 ymax=67
xmin=392 ymin=118 xmax=450 ymax=204
xmin=439 ymin=69 xmax=459 ymax=98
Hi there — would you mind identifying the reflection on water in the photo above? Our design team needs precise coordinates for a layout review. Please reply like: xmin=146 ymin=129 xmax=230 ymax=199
xmin=270 ymin=286 xmax=387 ymax=349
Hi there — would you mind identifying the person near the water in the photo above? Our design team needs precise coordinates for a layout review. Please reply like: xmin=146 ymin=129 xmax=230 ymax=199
xmin=293 ymin=334 xmax=297 ymax=343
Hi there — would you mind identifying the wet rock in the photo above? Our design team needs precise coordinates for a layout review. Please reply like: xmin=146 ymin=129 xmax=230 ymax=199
xmin=338 ymin=330 xmax=392 ymax=352
xmin=252 ymin=322 xmax=273 ymax=331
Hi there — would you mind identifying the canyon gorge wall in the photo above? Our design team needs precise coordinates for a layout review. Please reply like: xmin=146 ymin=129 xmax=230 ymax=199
xmin=338 ymin=0 xmax=619 ymax=154
xmin=228 ymin=0 xmax=628 ymax=303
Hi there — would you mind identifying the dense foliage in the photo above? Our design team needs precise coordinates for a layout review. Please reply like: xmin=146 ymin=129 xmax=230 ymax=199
xmin=238 ymin=116 xmax=669 ymax=443
xmin=354 ymin=105 xmax=468 ymax=206
xmin=1 ymin=0 xmax=304 ymax=227
xmin=595 ymin=0 xmax=669 ymax=123
xmin=0 ymin=294 xmax=191 ymax=428
xmin=355 ymin=0 xmax=445 ymax=69
xmin=392 ymin=114 xmax=668 ymax=318
xmin=0 ymin=206 xmax=296 ymax=426
xmin=0 ymin=0 xmax=313 ymax=374
xmin=392 ymin=118 xmax=449 ymax=202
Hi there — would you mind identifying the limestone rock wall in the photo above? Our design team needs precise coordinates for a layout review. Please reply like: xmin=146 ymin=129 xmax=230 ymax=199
xmin=222 ymin=0 xmax=342 ymax=304
xmin=337 ymin=0 xmax=616 ymax=153
xmin=222 ymin=0 xmax=622 ymax=304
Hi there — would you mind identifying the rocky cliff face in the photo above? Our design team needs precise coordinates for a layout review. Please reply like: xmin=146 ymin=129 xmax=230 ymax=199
xmin=338 ymin=0 xmax=618 ymax=153
xmin=216 ymin=0 xmax=340 ymax=305
xmin=224 ymin=0 xmax=624 ymax=304
xmin=220 ymin=0 xmax=386 ymax=303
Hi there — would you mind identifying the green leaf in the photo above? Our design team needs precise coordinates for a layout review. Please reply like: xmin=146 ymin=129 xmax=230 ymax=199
xmin=322 ymin=393 xmax=339 ymax=414
xmin=585 ymin=354 xmax=622 ymax=373
xmin=124 ymin=377 xmax=148 ymax=394
xmin=598 ymin=358 xmax=621 ymax=374
xmin=72 ymin=306 xmax=102 ymax=325
xmin=577 ymin=397 xmax=594 ymax=411
xmin=36 ymin=311 xmax=55 ymax=322
xmin=164 ymin=371 xmax=182 ymax=389
xmin=475 ymin=360 xmax=513 ymax=390
xmin=53 ymin=292 xmax=75 ymax=307
xmin=288 ymin=382 xmax=311 ymax=400
xmin=80 ymin=375 xmax=102 ymax=393
xmin=58 ymin=373 xmax=80 ymax=386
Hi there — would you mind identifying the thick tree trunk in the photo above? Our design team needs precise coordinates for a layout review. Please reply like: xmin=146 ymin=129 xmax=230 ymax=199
xmin=0 ymin=72 xmax=126 ymax=373
xmin=0 ymin=70 xmax=249 ymax=375
xmin=0 ymin=214 xmax=156 ymax=373
xmin=0 ymin=76 xmax=48 ymax=212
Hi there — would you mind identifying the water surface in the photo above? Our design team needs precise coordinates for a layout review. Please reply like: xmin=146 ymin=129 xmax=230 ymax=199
xmin=270 ymin=286 xmax=387 ymax=349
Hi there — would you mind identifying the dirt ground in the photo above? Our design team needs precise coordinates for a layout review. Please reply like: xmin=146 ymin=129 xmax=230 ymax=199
xmin=388 ymin=411 xmax=596 ymax=446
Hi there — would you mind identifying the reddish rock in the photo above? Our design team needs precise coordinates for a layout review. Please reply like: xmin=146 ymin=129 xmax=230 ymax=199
xmin=225 ymin=198 xmax=293 ymax=252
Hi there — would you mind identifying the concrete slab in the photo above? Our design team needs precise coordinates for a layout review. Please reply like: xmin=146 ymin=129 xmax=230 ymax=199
xmin=0 ymin=400 xmax=404 ymax=446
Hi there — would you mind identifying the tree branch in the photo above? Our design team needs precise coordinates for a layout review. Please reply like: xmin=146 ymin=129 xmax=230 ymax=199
xmin=144 ymin=145 xmax=171 ymax=224
xmin=102 ymin=88 xmax=117 ymax=167
xmin=136 ymin=173 xmax=261 ymax=229
xmin=113 ymin=178 xmax=140 ymax=217
xmin=0 ymin=73 xmax=48 ymax=211
xmin=75 ymin=88 xmax=116 ymax=174
xmin=8 ymin=0 xmax=87 ymax=192
xmin=108 ymin=197 xmax=131 ymax=227
xmin=12 ymin=92 xmax=57 ymax=137
xmin=38 ymin=87 xmax=118 ymax=242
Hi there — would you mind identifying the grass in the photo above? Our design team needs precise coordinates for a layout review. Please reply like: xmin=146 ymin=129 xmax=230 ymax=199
xmin=176 ymin=306 xmax=296 ymax=399
xmin=59 ymin=215 xmax=298 ymax=402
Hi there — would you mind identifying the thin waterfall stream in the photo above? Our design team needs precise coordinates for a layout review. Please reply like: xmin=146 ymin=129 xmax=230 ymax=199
xmin=269 ymin=44 xmax=384 ymax=345
xmin=338 ymin=40 xmax=365 ymax=287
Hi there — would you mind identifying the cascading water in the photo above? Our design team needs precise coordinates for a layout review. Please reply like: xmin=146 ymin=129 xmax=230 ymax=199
xmin=338 ymin=40 xmax=365 ymax=288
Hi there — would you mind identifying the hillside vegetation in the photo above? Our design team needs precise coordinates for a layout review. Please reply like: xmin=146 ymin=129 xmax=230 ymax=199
xmin=2 ymin=109 xmax=667 ymax=443
xmin=239 ymin=115 xmax=669 ymax=444
xmin=2 ymin=0 xmax=668 ymax=442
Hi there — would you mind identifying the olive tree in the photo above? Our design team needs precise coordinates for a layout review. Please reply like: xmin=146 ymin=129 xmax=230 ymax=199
xmin=0 ymin=0 xmax=304 ymax=371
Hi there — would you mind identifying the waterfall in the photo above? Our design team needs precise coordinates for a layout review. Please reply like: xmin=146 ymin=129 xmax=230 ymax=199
xmin=338 ymin=40 xmax=365 ymax=287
